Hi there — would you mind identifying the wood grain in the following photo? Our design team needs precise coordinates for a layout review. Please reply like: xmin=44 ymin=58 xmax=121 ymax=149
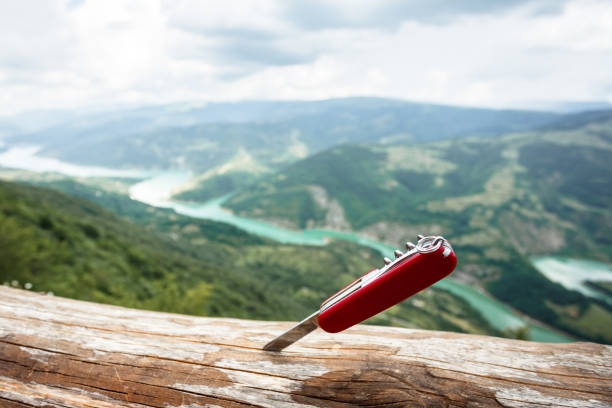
xmin=0 ymin=286 xmax=610 ymax=407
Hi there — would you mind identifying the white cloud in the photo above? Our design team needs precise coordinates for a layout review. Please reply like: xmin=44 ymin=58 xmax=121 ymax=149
xmin=0 ymin=0 xmax=611 ymax=116
xmin=164 ymin=0 xmax=288 ymax=33
xmin=525 ymin=0 xmax=612 ymax=52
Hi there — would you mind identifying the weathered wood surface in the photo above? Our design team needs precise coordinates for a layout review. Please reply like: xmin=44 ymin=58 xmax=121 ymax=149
xmin=0 ymin=287 xmax=610 ymax=408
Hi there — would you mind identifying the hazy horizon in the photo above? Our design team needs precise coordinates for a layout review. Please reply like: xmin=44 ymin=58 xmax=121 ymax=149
xmin=3 ymin=96 xmax=612 ymax=124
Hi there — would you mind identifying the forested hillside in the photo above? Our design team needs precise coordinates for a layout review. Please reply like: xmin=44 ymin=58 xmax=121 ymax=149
xmin=223 ymin=113 xmax=612 ymax=343
xmin=0 ymin=180 xmax=499 ymax=337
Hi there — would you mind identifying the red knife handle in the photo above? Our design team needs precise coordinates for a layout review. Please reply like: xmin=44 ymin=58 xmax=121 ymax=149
xmin=318 ymin=243 xmax=457 ymax=333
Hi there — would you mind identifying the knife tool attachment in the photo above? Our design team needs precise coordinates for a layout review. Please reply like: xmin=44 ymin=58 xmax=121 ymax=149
xmin=263 ymin=235 xmax=457 ymax=351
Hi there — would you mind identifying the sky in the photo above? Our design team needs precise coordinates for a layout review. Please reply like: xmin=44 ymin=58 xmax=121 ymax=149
xmin=1 ymin=0 xmax=611 ymax=116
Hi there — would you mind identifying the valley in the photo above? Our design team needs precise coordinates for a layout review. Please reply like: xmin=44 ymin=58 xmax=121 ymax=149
xmin=0 ymin=156 xmax=578 ymax=343
xmin=2 ymin=98 xmax=611 ymax=344
xmin=0 ymin=179 xmax=500 ymax=338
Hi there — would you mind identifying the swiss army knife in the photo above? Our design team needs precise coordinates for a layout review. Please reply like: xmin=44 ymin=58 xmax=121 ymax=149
xmin=263 ymin=235 xmax=457 ymax=351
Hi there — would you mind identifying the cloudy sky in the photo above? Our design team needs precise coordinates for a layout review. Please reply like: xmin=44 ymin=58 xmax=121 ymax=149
xmin=1 ymin=0 xmax=611 ymax=115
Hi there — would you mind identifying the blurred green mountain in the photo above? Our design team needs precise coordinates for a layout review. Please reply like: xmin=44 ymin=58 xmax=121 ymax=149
xmin=0 ymin=179 xmax=499 ymax=337
xmin=223 ymin=113 xmax=612 ymax=343
xmin=10 ymin=98 xmax=560 ymax=174
xmin=3 ymin=103 xmax=611 ymax=343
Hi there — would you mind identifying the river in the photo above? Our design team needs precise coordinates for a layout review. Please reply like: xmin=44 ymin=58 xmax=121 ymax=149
xmin=3 ymin=147 xmax=602 ymax=342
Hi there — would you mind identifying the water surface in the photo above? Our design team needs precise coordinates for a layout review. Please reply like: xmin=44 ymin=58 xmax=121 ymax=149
xmin=532 ymin=257 xmax=612 ymax=305
xmin=0 ymin=146 xmax=149 ymax=178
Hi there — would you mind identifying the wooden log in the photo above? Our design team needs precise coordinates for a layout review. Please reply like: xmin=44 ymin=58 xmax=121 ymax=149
xmin=0 ymin=286 xmax=610 ymax=408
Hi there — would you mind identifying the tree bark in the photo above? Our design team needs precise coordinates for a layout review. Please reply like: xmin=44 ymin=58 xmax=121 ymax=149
xmin=0 ymin=286 xmax=610 ymax=408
